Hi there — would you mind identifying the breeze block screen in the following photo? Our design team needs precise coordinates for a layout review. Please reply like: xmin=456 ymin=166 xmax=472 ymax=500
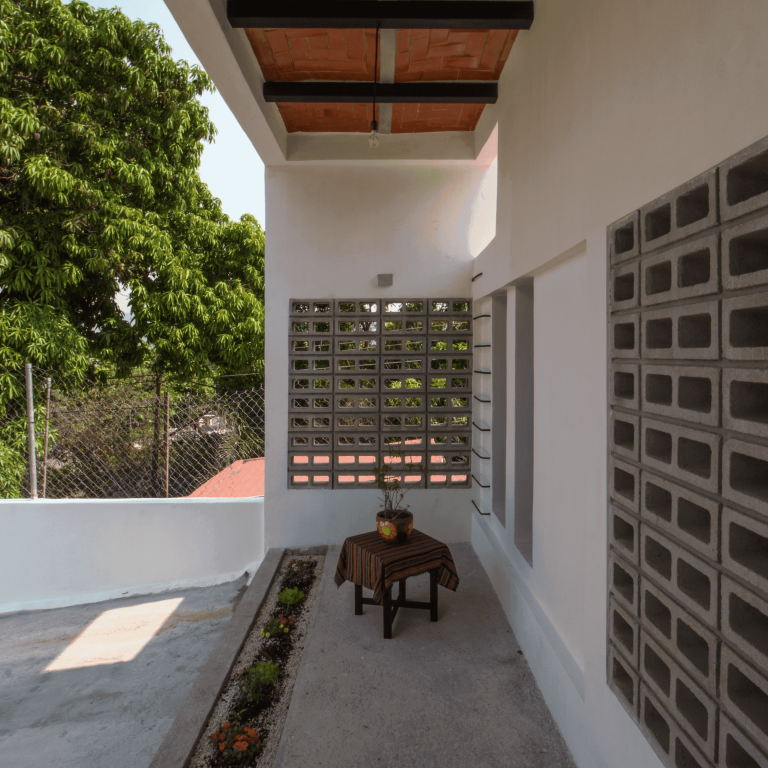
xmin=607 ymin=135 xmax=768 ymax=768
xmin=288 ymin=299 xmax=474 ymax=490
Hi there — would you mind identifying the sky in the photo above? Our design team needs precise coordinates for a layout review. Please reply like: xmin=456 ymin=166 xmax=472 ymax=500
xmin=75 ymin=0 xmax=267 ymax=228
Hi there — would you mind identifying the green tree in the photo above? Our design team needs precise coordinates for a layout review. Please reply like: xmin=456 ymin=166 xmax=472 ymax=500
xmin=0 ymin=0 xmax=265 ymax=400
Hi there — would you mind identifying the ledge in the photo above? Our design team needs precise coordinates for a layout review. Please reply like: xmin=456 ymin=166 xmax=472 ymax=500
xmin=471 ymin=513 xmax=586 ymax=700
xmin=149 ymin=548 xmax=284 ymax=768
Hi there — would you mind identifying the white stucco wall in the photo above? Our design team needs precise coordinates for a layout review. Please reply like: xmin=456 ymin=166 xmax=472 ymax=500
xmin=0 ymin=498 xmax=264 ymax=614
xmin=264 ymin=163 xmax=496 ymax=548
xmin=469 ymin=2 xmax=768 ymax=768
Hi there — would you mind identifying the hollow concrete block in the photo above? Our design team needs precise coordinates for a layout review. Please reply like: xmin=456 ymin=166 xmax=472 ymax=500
xmin=641 ymin=301 xmax=720 ymax=361
xmin=641 ymin=417 xmax=721 ymax=495
xmin=640 ymin=526 xmax=719 ymax=627
xmin=723 ymin=368 xmax=768 ymax=440
xmin=639 ymin=682 xmax=713 ymax=768
xmin=720 ymin=644 xmax=768 ymax=756
xmin=611 ymin=548 xmax=641 ymax=616
xmin=723 ymin=211 xmax=768 ymax=291
xmin=609 ymin=641 xmax=639 ymax=716
xmin=723 ymin=294 xmax=768 ymax=362
xmin=641 ymin=364 xmax=720 ymax=428
xmin=640 ymin=577 xmax=718 ymax=698
xmin=640 ymin=629 xmax=717 ymax=759
xmin=723 ymin=438 xmax=768 ymax=520
xmin=722 ymin=576 xmax=768 ymax=677
xmin=719 ymin=712 xmax=768 ymax=768
xmin=611 ymin=362 xmax=640 ymax=411
xmin=640 ymin=470 xmax=720 ymax=562
xmin=611 ymin=503 xmax=640 ymax=565
xmin=611 ymin=260 xmax=640 ymax=311
xmin=609 ymin=210 xmax=641 ymax=264
xmin=722 ymin=507 xmax=768 ymax=598
xmin=611 ymin=410 xmax=640 ymax=461
xmin=640 ymin=234 xmax=720 ymax=307
xmin=719 ymin=134 xmax=768 ymax=222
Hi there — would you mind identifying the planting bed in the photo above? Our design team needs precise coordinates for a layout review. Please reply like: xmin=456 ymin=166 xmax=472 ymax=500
xmin=189 ymin=554 xmax=324 ymax=768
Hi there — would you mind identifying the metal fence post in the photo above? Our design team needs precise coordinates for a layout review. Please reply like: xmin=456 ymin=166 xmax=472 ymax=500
xmin=164 ymin=391 xmax=170 ymax=498
xmin=42 ymin=376 xmax=51 ymax=499
xmin=25 ymin=363 xmax=38 ymax=499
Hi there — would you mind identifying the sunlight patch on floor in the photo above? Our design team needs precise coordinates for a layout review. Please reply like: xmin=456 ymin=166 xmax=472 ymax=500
xmin=45 ymin=598 xmax=183 ymax=671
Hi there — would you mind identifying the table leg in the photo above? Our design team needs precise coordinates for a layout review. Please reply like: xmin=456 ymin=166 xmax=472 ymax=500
xmin=383 ymin=585 xmax=393 ymax=640
xmin=430 ymin=568 xmax=438 ymax=622
xmin=354 ymin=583 xmax=363 ymax=616
xmin=399 ymin=578 xmax=406 ymax=601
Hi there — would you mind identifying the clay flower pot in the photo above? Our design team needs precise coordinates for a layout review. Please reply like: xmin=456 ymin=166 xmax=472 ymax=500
xmin=376 ymin=511 xmax=414 ymax=544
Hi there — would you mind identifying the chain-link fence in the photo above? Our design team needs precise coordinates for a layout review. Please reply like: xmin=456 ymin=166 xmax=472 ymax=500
xmin=0 ymin=367 xmax=265 ymax=499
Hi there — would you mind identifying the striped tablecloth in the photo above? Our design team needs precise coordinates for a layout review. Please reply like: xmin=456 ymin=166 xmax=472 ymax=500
xmin=334 ymin=529 xmax=460 ymax=605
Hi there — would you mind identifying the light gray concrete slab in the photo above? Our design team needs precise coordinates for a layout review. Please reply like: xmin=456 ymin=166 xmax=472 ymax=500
xmin=0 ymin=576 xmax=249 ymax=768
xmin=273 ymin=543 xmax=576 ymax=768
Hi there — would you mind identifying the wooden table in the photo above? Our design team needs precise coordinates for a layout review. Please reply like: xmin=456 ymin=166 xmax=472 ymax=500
xmin=335 ymin=529 xmax=460 ymax=639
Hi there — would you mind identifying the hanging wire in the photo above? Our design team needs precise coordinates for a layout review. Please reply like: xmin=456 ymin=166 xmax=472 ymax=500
xmin=372 ymin=21 xmax=381 ymax=131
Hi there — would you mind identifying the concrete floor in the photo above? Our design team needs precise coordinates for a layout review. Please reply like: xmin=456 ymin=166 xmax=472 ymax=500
xmin=273 ymin=543 xmax=577 ymax=768
xmin=0 ymin=576 xmax=247 ymax=768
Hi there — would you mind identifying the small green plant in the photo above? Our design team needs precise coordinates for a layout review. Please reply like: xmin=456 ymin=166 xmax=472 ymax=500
xmin=278 ymin=587 xmax=305 ymax=607
xmin=260 ymin=614 xmax=293 ymax=639
xmin=281 ymin=559 xmax=312 ymax=588
xmin=244 ymin=661 xmax=280 ymax=703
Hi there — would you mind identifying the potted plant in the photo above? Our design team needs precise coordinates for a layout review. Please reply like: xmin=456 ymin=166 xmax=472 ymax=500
xmin=371 ymin=450 xmax=426 ymax=543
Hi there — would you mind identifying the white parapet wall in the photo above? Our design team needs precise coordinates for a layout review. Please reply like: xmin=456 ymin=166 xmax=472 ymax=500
xmin=0 ymin=497 xmax=264 ymax=614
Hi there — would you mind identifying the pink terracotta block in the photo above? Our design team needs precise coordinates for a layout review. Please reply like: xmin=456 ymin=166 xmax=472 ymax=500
xmin=447 ymin=31 xmax=470 ymax=44
xmin=397 ymin=30 xmax=410 ymax=51
xmin=346 ymin=28 xmax=365 ymax=60
xmin=274 ymin=51 xmax=295 ymax=70
xmin=307 ymin=35 xmax=329 ymax=49
xmin=395 ymin=72 xmax=422 ymax=82
xmin=290 ymin=36 xmax=311 ymax=61
xmin=407 ymin=58 xmax=446 ymax=73
xmin=295 ymin=59 xmax=367 ymax=72
xmin=265 ymin=29 xmax=290 ymax=54
xmin=426 ymin=42 xmax=466 ymax=59
xmin=421 ymin=69 xmax=459 ymax=81
xmin=260 ymin=64 xmax=280 ymax=81
xmin=396 ymin=51 xmax=410 ymax=71
xmin=479 ymin=45 xmax=500 ymax=71
xmin=430 ymin=29 xmax=450 ymax=45
xmin=327 ymin=28 xmax=347 ymax=49
xmin=486 ymin=29 xmax=509 ymax=49
xmin=244 ymin=27 xmax=267 ymax=44
xmin=310 ymin=48 xmax=350 ymax=61
xmin=410 ymin=37 xmax=430 ymax=61
xmin=463 ymin=32 xmax=488 ymax=58
xmin=445 ymin=56 xmax=480 ymax=69
xmin=458 ymin=69 xmax=495 ymax=81
xmin=308 ymin=102 xmax=324 ymax=117
xmin=411 ymin=29 xmax=429 ymax=40
xmin=284 ymin=28 xmax=323 ymax=37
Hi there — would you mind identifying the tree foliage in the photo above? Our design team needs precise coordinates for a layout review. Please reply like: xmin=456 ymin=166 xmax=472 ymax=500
xmin=0 ymin=0 xmax=265 ymax=401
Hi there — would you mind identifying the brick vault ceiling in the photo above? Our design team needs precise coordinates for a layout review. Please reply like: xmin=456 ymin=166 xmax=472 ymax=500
xmin=244 ymin=27 xmax=518 ymax=133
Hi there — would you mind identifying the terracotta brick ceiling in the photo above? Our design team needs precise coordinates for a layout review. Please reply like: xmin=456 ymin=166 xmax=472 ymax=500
xmin=245 ymin=27 xmax=518 ymax=134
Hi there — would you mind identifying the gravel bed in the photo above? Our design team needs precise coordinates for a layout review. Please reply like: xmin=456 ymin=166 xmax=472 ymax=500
xmin=190 ymin=553 xmax=325 ymax=768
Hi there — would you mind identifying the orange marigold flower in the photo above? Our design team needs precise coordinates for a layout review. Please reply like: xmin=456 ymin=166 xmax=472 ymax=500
xmin=244 ymin=727 xmax=258 ymax=738
xmin=219 ymin=743 xmax=226 ymax=751
xmin=288 ymin=616 xmax=295 ymax=625
xmin=223 ymin=722 xmax=231 ymax=730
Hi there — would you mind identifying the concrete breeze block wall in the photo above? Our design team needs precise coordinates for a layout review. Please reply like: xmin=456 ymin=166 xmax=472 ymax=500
xmin=608 ymin=134 xmax=768 ymax=768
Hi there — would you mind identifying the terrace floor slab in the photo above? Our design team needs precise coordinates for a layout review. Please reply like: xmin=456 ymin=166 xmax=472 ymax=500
xmin=0 ymin=576 xmax=248 ymax=768
xmin=273 ymin=542 xmax=576 ymax=768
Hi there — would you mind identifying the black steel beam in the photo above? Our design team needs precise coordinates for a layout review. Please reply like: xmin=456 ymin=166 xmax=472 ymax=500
xmin=263 ymin=81 xmax=497 ymax=104
xmin=228 ymin=1 xmax=534 ymax=30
